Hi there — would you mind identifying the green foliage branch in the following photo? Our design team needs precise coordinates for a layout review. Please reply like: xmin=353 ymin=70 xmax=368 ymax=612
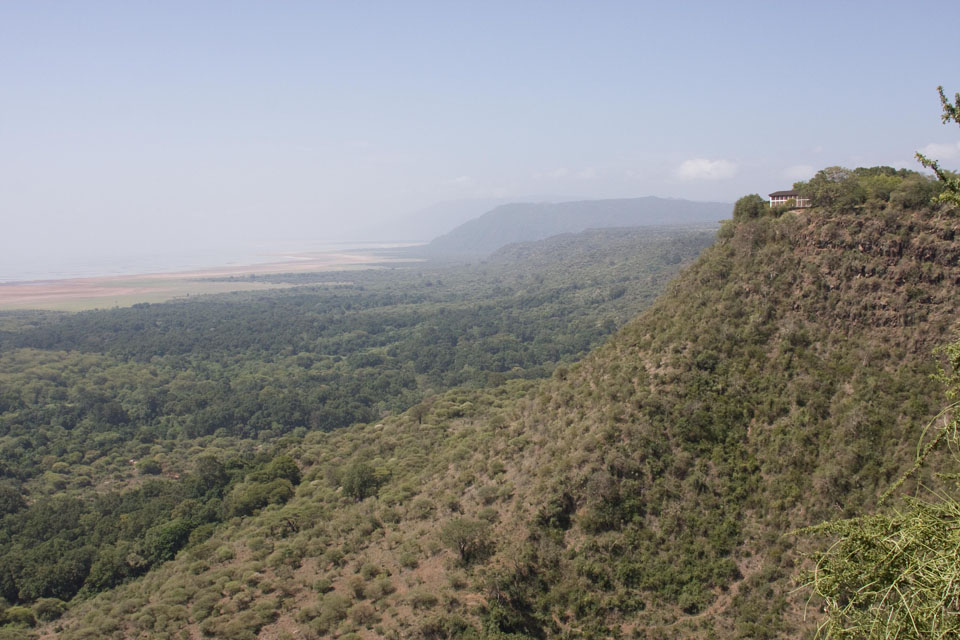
xmin=915 ymin=86 xmax=960 ymax=208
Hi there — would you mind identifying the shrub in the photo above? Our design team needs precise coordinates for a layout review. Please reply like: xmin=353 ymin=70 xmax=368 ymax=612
xmin=407 ymin=588 xmax=439 ymax=610
xmin=223 ymin=580 xmax=244 ymax=596
xmin=476 ymin=485 xmax=499 ymax=505
xmin=227 ymin=479 xmax=295 ymax=517
xmin=439 ymin=518 xmax=492 ymax=564
xmin=321 ymin=547 xmax=344 ymax=568
xmin=398 ymin=552 xmax=419 ymax=569
xmin=267 ymin=545 xmax=301 ymax=569
xmin=380 ymin=506 xmax=401 ymax=523
xmin=341 ymin=462 xmax=378 ymax=501
xmin=294 ymin=604 xmax=320 ymax=623
xmin=214 ymin=545 xmax=235 ymax=563
xmin=447 ymin=571 xmax=468 ymax=590
xmin=409 ymin=497 xmax=434 ymax=519
xmin=363 ymin=577 xmax=395 ymax=601
xmin=477 ymin=507 xmax=499 ymax=523
xmin=732 ymin=194 xmax=768 ymax=220
xmin=347 ymin=575 xmax=366 ymax=599
xmin=419 ymin=613 xmax=476 ymax=639
xmin=253 ymin=455 xmax=301 ymax=485
xmin=359 ymin=562 xmax=381 ymax=580
xmin=348 ymin=601 xmax=378 ymax=626
xmin=33 ymin=597 xmax=67 ymax=622
xmin=191 ymin=591 xmax=221 ymax=622
xmin=3 ymin=605 xmax=35 ymax=627
xmin=316 ymin=593 xmax=350 ymax=631
xmin=138 ymin=457 xmax=163 ymax=475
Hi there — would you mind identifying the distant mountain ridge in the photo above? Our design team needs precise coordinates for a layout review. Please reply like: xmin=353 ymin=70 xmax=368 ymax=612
xmin=357 ymin=195 xmax=573 ymax=243
xmin=424 ymin=196 xmax=731 ymax=256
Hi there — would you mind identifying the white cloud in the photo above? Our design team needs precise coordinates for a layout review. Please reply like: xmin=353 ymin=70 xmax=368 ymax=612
xmin=675 ymin=158 xmax=738 ymax=181
xmin=576 ymin=167 xmax=598 ymax=180
xmin=782 ymin=164 xmax=815 ymax=181
xmin=918 ymin=141 xmax=960 ymax=161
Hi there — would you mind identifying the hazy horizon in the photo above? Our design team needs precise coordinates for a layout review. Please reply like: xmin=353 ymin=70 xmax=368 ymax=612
xmin=3 ymin=1 xmax=958 ymax=276
xmin=0 ymin=239 xmax=425 ymax=284
xmin=0 ymin=193 xmax=728 ymax=282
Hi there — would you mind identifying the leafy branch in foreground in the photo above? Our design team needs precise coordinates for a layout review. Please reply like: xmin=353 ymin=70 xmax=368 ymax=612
xmin=803 ymin=344 xmax=960 ymax=639
xmin=806 ymin=496 xmax=960 ymax=640
xmin=915 ymin=86 xmax=960 ymax=207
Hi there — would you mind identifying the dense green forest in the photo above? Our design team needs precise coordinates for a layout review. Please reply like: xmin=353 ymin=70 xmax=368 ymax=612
xmin=0 ymin=226 xmax=714 ymax=632
xmin=4 ymin=165 xmax=952 ymax=640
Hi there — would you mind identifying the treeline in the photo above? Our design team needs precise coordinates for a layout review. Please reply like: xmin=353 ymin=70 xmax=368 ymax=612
xmin=0 ymin=230 xmax=714 ymax=453
xmin=733 ymin=166 xmax=945 ymax=220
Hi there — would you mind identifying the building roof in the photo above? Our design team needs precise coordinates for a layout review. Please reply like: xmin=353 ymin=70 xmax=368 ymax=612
xmin=769 ymin=190 xmax=799 ymax=197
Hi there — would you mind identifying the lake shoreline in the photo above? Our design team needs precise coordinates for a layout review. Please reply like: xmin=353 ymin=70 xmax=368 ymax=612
xmin=0 ymin=247 xmax=423 ymax=311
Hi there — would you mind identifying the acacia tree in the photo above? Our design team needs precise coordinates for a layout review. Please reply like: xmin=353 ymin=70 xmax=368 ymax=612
xmin=341 ymin=461 xmax=378 ymax=501
xmin=915 ymin=86 xmax=960 ymax=207
xmin=440 ymin=517 xmax=492 ymax=564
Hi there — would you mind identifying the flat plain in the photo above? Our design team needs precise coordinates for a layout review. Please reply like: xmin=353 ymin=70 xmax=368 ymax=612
xmin=0 ymin=250 xmax=419 ymax=311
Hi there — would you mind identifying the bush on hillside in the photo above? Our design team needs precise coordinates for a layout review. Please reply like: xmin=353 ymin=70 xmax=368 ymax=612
xmin=732 ymin=194 xmax=768 ymax=220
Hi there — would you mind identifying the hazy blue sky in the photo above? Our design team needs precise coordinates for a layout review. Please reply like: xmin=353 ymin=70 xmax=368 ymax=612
xmin=2 ymin=1 xmax=959 ymax=272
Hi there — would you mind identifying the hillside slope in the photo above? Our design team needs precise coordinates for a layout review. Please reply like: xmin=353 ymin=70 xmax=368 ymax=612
xmin=0 ymin=228 xmax=716 ymax=621
xmin=424 ymin=197 xmax=730 ymax=257
xmin=41 ymin=203 xmax=959 ymax=640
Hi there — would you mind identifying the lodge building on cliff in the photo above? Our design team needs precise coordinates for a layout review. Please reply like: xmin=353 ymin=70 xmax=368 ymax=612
xmin=769 ymin=190 xmax=812 ymax=208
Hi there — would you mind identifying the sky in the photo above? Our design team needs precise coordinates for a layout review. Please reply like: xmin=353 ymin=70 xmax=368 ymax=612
xmin=2 ymin=1 xmax=959 ymax=275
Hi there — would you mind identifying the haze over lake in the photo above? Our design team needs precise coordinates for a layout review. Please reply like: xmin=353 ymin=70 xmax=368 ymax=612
xmin=0 ymin=240 xmax=414 ymax=283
